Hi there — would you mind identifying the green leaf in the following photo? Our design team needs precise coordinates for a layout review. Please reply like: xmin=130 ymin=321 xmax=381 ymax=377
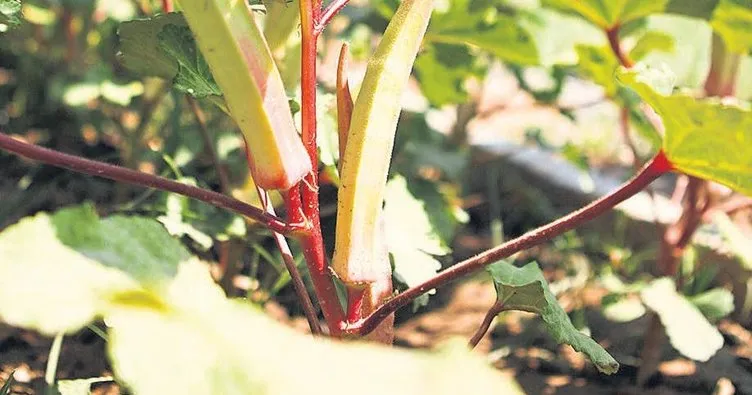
xmin=712 ymin=212 xmax=752 ymax=269
xmin=414 ymin=43 xmax=478 ymax=106
xmin=689 ymin=287 xmax=735 ymax=321
xmin=427 ymin=2 xmax=538 ymax=65
xmin=574 ymin=44 xmax=620 ymax=96
xmin=0 ymin=372 xmax=14 ymax=395
xmin=518 ymin=8 xmax=606 ymax=66
xmin=543 ymin=0 xmax=670 ymax=28
xmin=52 ymin=204 xmax=188 ymax=285
xmin=385 ymin=176 xmax=449 ymax=305
xmin=0 ymin=0 xmax=22 ymax=29
xmin=0 ymin=208 xmax=524 ymax=395
xmin=118 ymin=13 xmax=184 ymax=80
xmin=710 ymin=0 xmax=752 ymax=54
xmin=640 ymin=277 xmax=723 ymax=361
xmin=0 ymin=209 xmax=154 ymax=334
xmin=57 ymin=377 xmax=113 ymax=395
xmin=617 ymin=64 xmax=752 ymax=196
xmin=629 ymin=31 xmax=676 ymax=61
xmin=602 ymin=296 xmax=646 ymax=322
xmin=0 ymin=205 xmax=191 ymax=335
xmin=157 ymin=23 xmax=222 ymax=98
xmin=487 ymin=261 xmax=619 ymax=374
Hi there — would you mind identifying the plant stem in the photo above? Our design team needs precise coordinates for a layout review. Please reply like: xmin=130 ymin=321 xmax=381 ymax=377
xmin=469 ymin=300 xmax=505 ymax=349
xmin=255 ymin=185 xmax=323 ymax=335
xmin=44 ymin=333 xmax=64 ymax=392
xmin=316 ymin=0 xmax=350 ymax=34
xmin=605 ymin=26 xmax=633 ymax=68
xmin=344 ymin=151 xmax=673 ymax=336
xmin=297 ymin=0 xmax=346 ymax=334
xmin=0 ymin=132 xmax=297 ymax=234
xmin=186 ymin=96 xmax=231 ymax=194
xmin=162 ymin=0 xmax=173 ymax=12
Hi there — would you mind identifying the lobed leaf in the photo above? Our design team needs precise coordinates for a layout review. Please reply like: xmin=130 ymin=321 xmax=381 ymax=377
xmin=333 ymin=0 xmax=433 ymax=283
xmin=0 ymin=207 xmax=523 ymax=395
xmin=543 ymin=0 xmax=670 ymax=28
xmin=487 ymin=261 xmax=619 ymax=374
xmin=617 ymin=64 xmax=752 ymax=196
xmin=118 ymin=13 xmax=186 ymax=81
xmin=427 ymin=0 xmax=538 ymax=65
xmin=640 ymin=278 xmax=724 ymax=361
xmin=157 ymin=24 xmax=222 ymax=98
xmin=0 ymin=206 xmax=173 ymax=335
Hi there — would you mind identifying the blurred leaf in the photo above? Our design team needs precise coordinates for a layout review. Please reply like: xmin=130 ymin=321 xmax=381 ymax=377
xmin=630 ymin=31 xmax=675 ymax=61
xmin=519 ymin=8 xmax=606 ymax=66
xmin=617 ymin=64 xmax=752 ymax=196
xmin=0 ymin=0 xmax=21 ymax=29
xmin=414 ymin=43 xmax=478 ymax=106
xmin=575 ymin=44 xmax=620 ymax=96
xmin=57 ymin=377 xmax=113 ymax=395
xmin=543 ymin=0 xmax=670 ymax=28
xmin=0 ymin=372 xmax=14 ymax=395
xmin=158 ymin=24 xmax=222 ymax=98
xmin=666 ymin=0 xmax=721 ymax=19
xmin=487 ymin=261 xmax=619 ymax=374
xmin=689 ymin=287 xmax=735 ymax=321
xmin=427 ymin=1 xmax=538 ymax=65
xmin=156 ymin=179 xmax=246 ymax=250
xmin=712 ymin=212 xmax=752 ymax=269
xmin=710 ymin=0 xmax=752 ymax=54
xmin=118 ymin=13 xmax=184 ymax=80
xmin=602 ymin=296 xmax=646 ymax=322
xmin=635 ymin=15 xmax=712 ymax=89
xmin=0 ymin=208 xmax=523 ymax=395
xmin=640 ymin=277 xmax=723 ymax=361
xmin=0 ymin=206 xmax=171 ymax=334
xmin=385 ymin=176 xmax=449 ymax=306
xmin=95 ymin=0 xmax=136 ymax=22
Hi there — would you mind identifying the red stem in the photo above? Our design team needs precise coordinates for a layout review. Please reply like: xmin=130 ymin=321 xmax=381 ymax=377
xmin=0 ymin=132 xmax=297 ymax=234
xmin=469 ymin=300 xmax=505 ymax=349
xmin=255 ymin=185 xmax=322 ymax=335
xmin=344 ymin=151 xmax=673 ymax=336
xmin=161 ymin=0 xmax=173 ymax=12
xmin=606 ymin=26 xmax=633 ymax=68
xmin=316 ymin=0 xmax=350 ymax=35
xmin=296 ymin=0 xmax=346 ymax=334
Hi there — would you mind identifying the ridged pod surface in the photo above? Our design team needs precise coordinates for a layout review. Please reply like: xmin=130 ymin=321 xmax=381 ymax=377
xmin=177 ymin=0 xmax=310 ymax=190
xmin=333 ymin=0 xmax=434 ymax=283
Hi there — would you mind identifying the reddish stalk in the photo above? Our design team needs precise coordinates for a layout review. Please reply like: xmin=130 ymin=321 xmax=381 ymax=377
xmin=187 ymin=96 xmax=231 ymax=195
xmin=255 ymin=185 xmax=323 ymax=335
xmin=344 ymin=151 xmax=673 ymax=336
xmin=316 ymin=0 xmax=350 ymax=34
xmin=605 ymin=26 xmax=633 ymax=68
xmin=295 ymin=0 xmax=346 ymax=334
xmin=0 ymin=132 xmax=297 ymax=234
xmin=161 ymin=0 xmax=173 ymax=12
xmin=336 ymin=42 xmax=353 ymax=173
xmin=469 ymin=300 xmax=505 ymax=349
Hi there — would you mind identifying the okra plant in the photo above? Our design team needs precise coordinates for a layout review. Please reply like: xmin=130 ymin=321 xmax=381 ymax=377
xmin=0 ymin=0 xmax=750 ymax=393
